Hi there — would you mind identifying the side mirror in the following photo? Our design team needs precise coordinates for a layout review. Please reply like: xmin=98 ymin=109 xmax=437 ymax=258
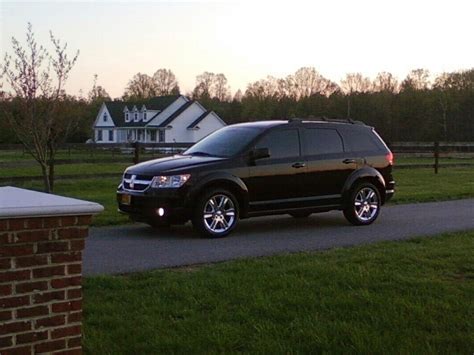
xmin=249 ymin=147 xmax=270 ymax=161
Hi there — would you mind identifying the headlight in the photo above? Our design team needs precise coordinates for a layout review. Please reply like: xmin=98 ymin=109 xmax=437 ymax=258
xmin=151 ymin=174 xmax=190 ymax=188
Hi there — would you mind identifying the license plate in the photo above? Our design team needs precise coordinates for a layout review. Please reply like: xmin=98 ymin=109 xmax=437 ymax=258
xmin=121 ymin=194 xmax=131 ymax=205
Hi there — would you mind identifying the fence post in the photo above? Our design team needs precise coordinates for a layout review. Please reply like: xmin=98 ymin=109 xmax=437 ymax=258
xmin=133 ymin=142 xmax=140 ymax=164
xmin=434 ymin=141 xmax=439 ymax=174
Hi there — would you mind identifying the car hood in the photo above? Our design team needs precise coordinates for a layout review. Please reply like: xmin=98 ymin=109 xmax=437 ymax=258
xmin=126 ymin=154 xmax=225 ymax=176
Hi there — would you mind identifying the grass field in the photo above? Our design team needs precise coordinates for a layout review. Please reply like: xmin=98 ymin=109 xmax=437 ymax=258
xmin=83 ymin=230 xmax=474 ymax=354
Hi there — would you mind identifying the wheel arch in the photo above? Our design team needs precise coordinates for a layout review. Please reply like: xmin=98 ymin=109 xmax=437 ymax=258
xmin=342 ymin=167 xmax=387 ymax=206
xmin=186 ymin=173 xmax=250 ymax=217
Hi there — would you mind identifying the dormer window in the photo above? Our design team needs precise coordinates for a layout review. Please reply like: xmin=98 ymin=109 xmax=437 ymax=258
xmin=143 ymin=110 xmax=147 ymax=121
xmin=134 ymin=112 xmax=138 ymax=121
xmin=125 ymin=112 xmax=129 ymax=122
xmin=103 ymin=112 xmax=107 ymax=122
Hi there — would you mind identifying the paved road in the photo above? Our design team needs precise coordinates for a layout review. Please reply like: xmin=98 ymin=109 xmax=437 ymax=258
xmin=84 ymin=199 xmax=474 ymax=275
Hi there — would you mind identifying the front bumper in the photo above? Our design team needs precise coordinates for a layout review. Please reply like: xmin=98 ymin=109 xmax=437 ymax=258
xmin=117 ymin=187 xmax=191 ymax=224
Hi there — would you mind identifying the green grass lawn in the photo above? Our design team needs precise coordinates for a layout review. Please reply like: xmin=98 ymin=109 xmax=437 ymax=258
xmin=0 ymin=163 xmax=130 ymax=177
xmin=83 ymin=230 xmax=474 ymax=354
xmin=3 ymin=166 xmax=474 ymax=226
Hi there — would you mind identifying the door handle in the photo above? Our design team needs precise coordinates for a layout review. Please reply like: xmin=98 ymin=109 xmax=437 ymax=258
xmin=343 ymin=159 xmax=356 ymax=164
xmin=292 ymin=162 xmax=306 ymax=169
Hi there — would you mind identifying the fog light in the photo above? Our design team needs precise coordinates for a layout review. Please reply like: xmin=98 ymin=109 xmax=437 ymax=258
xmin=157 ymin=208 xmax=165 ymax=217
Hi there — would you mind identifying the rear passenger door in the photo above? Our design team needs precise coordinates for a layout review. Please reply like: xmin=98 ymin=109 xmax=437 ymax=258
xmin=246 ymin=128 xmax=306 ymax=210
xmin=301 ymin=127 xmax=354 ymax=205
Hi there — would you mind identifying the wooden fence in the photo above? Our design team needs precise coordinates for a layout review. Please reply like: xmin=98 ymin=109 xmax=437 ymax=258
xmin=0 ymin=142 xmax=473 ymax=183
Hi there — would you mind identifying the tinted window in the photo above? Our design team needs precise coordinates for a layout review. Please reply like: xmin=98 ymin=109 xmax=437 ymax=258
xmin=256 ymin=129 xmax=300 ymax=159
xmin=185 ymin=127 xmax=261 ymax=157
xmin=304 ymin=128 xmax=343 ymax=155
xmin=341 ymin=129 xmax=381 ymax=152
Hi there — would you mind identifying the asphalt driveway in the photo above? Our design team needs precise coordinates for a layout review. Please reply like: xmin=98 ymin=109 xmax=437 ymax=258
xmin=84 ymin=198 xmax=474 ymax=275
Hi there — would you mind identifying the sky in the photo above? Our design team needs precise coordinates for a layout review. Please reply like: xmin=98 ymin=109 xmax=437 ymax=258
xmin=1 ymin=0 xmax=473 ymax=99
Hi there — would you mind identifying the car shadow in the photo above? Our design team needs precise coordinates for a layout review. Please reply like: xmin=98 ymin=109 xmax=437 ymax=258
xmin=127 ymin=211 xmax=350 ymax=240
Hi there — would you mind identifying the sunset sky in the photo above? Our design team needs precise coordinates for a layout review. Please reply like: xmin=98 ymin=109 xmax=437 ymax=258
xmin=1 ymin=0 xmax=473 ymax=98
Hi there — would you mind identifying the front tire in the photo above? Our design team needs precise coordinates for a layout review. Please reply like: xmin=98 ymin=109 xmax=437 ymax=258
xmin=192 ymin=188 xmax=239 ymax=238
xmin=343 ymin=182 xmax=381 ymax=225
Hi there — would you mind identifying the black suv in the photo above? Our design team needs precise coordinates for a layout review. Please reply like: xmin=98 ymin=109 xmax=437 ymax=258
xmin=117 ymin=119 xmax=395 ymax=237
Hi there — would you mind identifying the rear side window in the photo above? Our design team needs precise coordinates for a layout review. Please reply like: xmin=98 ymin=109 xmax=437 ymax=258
xmin=303 ymin=128 xmax=344 ymax=155
xmin=255 ymin=129 xmax=300 ymax=159
xmin=340 ymin=129 xmax=382 ymax=152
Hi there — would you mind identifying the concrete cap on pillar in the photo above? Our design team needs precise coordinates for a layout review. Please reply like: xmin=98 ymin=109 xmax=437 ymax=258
xmin=0 ymin=186 xmax=104 ymax=219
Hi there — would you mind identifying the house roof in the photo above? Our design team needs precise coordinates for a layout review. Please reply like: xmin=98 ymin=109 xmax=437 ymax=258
xmin=104 ymin=95 xmax=180 ymax=127
xmin=187 ymin=110 xmax=211 ymax=129
xmin=157 ymin=100 xmax=195 ymax=128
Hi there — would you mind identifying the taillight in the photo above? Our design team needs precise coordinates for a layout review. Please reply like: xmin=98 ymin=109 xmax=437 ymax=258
xmin=386 ymin=152 xmax=394 ymax=165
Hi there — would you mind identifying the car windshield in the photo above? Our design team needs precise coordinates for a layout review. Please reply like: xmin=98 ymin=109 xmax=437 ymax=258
xmin=184 ymin=126 xmax=261 ymax=158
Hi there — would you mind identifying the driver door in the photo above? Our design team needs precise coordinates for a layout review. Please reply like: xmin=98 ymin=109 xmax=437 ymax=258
xmin=245 ymin=128 xmax=307 ymax=211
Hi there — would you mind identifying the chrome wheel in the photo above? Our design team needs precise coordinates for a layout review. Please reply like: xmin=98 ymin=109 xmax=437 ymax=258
xmin=354 ymin=187 xmax=379 ymax=222
xmin=203 ymin=194 xmax=236 ymax=234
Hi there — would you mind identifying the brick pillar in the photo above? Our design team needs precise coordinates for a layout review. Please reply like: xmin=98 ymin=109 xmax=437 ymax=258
xmin=0 ymin=187 xmax=102 ymax=354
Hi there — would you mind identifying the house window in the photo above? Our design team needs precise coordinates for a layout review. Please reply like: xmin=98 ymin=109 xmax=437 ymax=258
xmin=125 ymin=112 xmax=129 ymax=122
xmin=150 ymin=130 xmax=156 ymax=142
xmin=103 ymin=112 xmax=107 ymax=122
xmin=159 ymin=130 xmax=165 ymax=142
xmin=97 ymin=130 xmax=103 ymax=141
xmin=108 ymin=130 xmax=113 ymax=142
xmin=127 ymin=130 xmax=132 ymax=141
xmin=134 ymin=113 xmax=138 ymax=121
xmin=138 ymin=130 xmax=143 ymax=141
xmin=143 ymin=111 xmax=147 ymax=121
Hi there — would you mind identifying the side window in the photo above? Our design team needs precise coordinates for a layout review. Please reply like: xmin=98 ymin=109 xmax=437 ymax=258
xmin=303 ymin=128 xmax=343 ymax=155
xmin=255 ymin=129 xmax=300 ymax=159
xmin=341 ymin=129 xmax=381 ymax=152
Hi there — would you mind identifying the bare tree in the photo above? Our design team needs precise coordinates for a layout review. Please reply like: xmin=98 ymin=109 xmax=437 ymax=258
xmin=214 ymin=73 xmax=231 ymax=101
xmin=123 ymin=73 xmax=157 ymax=100
xmin=373 ymin=72 xmax=399 ymax=93
xmin=288 ymin=67 xmax=337 ymax=99
xmin=233 ymin=89 xmax=243 ymax=102
xmin=88 ymin=74 xmax=110 ymax=102
xmin=153 ymin=68 xmax=179 ymax=95
xmin=245 ymin=76 xmax=282 ymax=100
xmin=401 ymin=69 xmax=431 ymax=91
xmin=192 ymin=72 xmax=230 ymax=101
xmin=340 ymin=73 xmax=372 ymax=117
xmin=0 ymin=23 xmax=79 ymax=192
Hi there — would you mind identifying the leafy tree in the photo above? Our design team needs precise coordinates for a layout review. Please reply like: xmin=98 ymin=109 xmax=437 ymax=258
xmin=0 ymin=23 xmax=79 ymax=192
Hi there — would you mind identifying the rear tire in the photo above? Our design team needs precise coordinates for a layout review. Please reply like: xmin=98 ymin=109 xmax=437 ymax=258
xmin=343 ymin=182 xmax=381 ymax=226
xmin=192 ymin=188 xmax=239 ymax=238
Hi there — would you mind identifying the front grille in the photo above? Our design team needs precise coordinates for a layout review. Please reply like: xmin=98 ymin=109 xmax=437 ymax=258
xmin=123 ymin=173 xmax=153 ymax=191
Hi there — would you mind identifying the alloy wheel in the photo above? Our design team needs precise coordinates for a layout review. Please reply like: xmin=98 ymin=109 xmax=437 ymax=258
xmin=354 ymin=187 xmax=379 ymax=222
xmin=203 ymin=194 xmax=236 ymax=234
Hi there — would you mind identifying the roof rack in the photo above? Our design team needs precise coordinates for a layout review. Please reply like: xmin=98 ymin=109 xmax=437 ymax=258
xmin=288 ymin=117 xmax=365 ymax=125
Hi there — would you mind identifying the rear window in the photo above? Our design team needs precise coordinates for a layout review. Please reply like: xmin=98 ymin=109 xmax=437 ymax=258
xmin=303 ymin=128 xmax=344 ymax=155
xmin=340 ymin=128 xmax=382 ymax=152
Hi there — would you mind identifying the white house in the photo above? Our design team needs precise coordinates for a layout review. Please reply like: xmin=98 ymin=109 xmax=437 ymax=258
xmin=92 ymin=95 xmax=226 ymax=143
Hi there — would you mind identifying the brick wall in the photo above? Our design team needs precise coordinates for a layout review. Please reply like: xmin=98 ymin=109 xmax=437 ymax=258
xmin=0 ymin=215 xmax=92 ymax=354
